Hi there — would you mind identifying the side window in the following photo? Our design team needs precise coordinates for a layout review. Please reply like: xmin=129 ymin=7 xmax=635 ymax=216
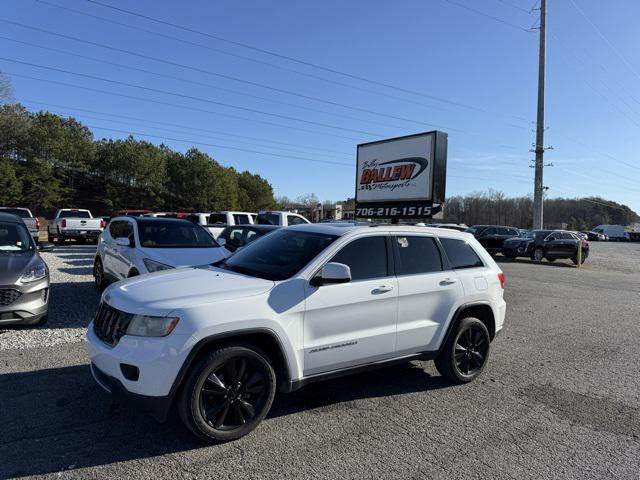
xmin=440 ymin=238 xmax=484 ymax=269
xmin=395 ymin=236 xmax=442 ymax=275
xmin=509 ymin=228 xmax=519 ymax=236
xmin=121 ymin=221 xmax=135 ymax=246
xmin=109 ymin=221 xmax=124 ymax=238
xmin=330 ymin=236 xmax=388 ymax=281
xmin=561 ymin=232 xmax=574 ymax=240
xmin=483 ymin=227 xmax=497 ymax=235
xmin=547 ymin=233 xmax=559 ymax=240
xmin=233 ymin=214 xmax=251 ymax=225
xmin=497 ymin=227 xmax=509 ymax=235
xmin=287 ymin=215 xmax=306 ymax=225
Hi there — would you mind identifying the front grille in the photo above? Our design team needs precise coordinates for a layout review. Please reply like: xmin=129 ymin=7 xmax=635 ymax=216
xmin=0 ymin=289 xmax=22 ymax=306
xmin=93 ymin=302 xmax=133 ymax=347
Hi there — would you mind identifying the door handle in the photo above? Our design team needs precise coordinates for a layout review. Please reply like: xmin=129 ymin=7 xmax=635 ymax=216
xmin=373 ymin=285 xmax=394 ymax=293
xmin=440 ymin=278 xmax=457 ymax=286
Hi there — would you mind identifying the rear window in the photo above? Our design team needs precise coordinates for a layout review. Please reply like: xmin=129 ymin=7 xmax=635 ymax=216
xmin=257 ymin=213 xmax=280 ymax=225
xmin=233 ymin=214 xmax=251 ymax=225
xmin=208 ymin=214 xmax=227 ymax=224
xmin=59 ymin=210 xmax=91 ymax=219
xmin=440 ymin=238 xmax=484 ymax=269
xmin=1 ymin=208 xmax=32 ymax=218
xmin=137 ymin=220 xmax=218 ymax=248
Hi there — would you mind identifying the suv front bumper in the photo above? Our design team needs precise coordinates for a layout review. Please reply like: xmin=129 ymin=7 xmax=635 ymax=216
xmin=0 ymin=277 xmax=49 ymax=326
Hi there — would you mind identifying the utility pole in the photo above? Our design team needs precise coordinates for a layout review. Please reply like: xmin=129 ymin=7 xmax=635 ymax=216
xmin=532 ymin=0 xmax=546 ymax=229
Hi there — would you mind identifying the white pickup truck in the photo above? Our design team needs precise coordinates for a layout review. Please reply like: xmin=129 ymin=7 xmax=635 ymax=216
xmin=256 ymin=210 xmax=310 ymax=226
xmin=185 ymin=211 xmax=256 ymax=239
xmin=48 ymin=208 xmax=103 ymax=245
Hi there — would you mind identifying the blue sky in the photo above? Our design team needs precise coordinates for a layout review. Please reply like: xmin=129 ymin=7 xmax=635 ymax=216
xmin=2 ymin=0 xmax=639 ymax=211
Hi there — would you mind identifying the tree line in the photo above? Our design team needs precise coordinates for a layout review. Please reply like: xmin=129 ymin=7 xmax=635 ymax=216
xmin=0 ymin=104 xmax=276 ymax=216
xmin=443 ymin=190 xmax=639 ymax=229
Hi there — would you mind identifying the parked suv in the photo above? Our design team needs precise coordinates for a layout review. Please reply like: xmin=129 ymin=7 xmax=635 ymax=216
xmin=87 ymin=225 xmax=506 ymax=442
xmin=93 ymin=216 xmax=229 ymax=290
xmin=502 ymin=230 xmax=588 ymax=264
xmin=0 ymin=213 xmax=53 ymax=326
xmin=465 ymin=225 xmax=520 ymax=255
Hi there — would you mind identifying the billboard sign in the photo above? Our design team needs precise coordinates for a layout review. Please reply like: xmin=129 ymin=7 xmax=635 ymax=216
xmin=355 ymin=131 xmax=447 ymax=219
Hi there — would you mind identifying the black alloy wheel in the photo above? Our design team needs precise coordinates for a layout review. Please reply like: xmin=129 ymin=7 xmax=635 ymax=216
xmin=453 ymin=325 xmax=489 ymax=376
xmin=199 ymin=356 xmax=269 ymax=431
xmin=179 ymin=345 xmax=276 ymax=442
xmin=435 ymin=317 xmax=491 ymax=384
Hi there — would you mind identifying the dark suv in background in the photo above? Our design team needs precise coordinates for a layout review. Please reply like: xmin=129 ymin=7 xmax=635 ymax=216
xmin=465 ymin=225 xmax=520 ymax=256
xmin=502 ymin=230 xmax=589 ymax=264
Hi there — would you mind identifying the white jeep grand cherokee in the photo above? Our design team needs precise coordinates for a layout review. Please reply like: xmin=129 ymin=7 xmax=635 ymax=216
xmin=87 ymin=224 xmax=506 ymax=442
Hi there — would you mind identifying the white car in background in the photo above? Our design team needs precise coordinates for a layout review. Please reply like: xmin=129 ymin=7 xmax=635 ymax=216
xmin=92 ymin=216 xmax=229 ymax=290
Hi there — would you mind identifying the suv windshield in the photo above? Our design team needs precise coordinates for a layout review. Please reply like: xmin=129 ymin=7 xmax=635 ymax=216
xmin=0 ymin=222 xmax=34 ymax=252
xmin=137 ymin=220 xmax=218 ymax=248
xmin=218 ymin=229 xmax=338 ymax=281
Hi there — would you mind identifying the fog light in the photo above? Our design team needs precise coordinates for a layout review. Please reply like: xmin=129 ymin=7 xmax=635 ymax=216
xmin=120 ymin=364 xmax=140 ymax=381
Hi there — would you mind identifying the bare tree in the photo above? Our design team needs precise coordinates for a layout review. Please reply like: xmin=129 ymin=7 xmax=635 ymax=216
xmin=0 ymin=71 xmax=15 ymax=105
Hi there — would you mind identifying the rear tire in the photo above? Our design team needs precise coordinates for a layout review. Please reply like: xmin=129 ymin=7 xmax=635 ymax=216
xmin=532 ymin=247 xmax=544 ymax=262
xmin=177 ymin=345 xmax=276 ymax=442
xmin=435 ymin=317 xmax=490 ymax=384
xmin=56 ymin=236 xmax=65 ymax=246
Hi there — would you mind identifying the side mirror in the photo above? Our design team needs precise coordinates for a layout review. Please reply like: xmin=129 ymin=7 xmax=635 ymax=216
xmin=115 ymin=237 xmax=130 ymax=247
xmin=217 ymin=237 xmax=226 ymax=247
xmin=38 ymin=241 xmax=54 ymax=252
xmin=311 ymin=262 xmax=351 ymax=287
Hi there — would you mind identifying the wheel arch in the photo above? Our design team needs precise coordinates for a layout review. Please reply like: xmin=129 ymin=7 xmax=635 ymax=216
xmin=439 ymin=302 xmax=497 ymax=353
xmin=170 ymin=328 xmax=292 ymax=402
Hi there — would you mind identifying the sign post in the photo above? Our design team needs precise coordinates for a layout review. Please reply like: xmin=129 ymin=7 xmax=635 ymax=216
xmin=354 ymin=131 xmax=447 ymax=220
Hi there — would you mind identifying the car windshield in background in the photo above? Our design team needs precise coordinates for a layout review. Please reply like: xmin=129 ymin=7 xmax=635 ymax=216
xmin=528 ymin=230 xmax=552 ymax=239
xmin=1 ymin=208 xmax=32 ymax=218
xmin=58 ymin=210 xmax=91 ymax=218
xmin=220 ymin=229 xmax=337 ymax=281
xmin=0 ymin=222 xmax=34 ymax=252
xmin=137 ymin=220 xmax=218 ymax=248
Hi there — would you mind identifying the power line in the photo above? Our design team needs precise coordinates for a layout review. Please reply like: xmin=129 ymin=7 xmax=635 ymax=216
xmin=0 ymin=35 xmax=421 ymax=133
xmin=35 ymin=0 xmax=455 ymax=115
xmin=81 ymin=0 xmax=532 ymax=123
xmin=19 ymin=99 xmax=353 ymax=156
xmin=0 ymin=56 xmax=388 ymax=137
xmin=496 ymin=0 xmax=532 ymax=15
xmin=440 ymin=0 xmax=532 ymax=32
xmin=7 ymin=71 xmax=364 ymax=142
xmin=20 ymin=99 xmax=354 ymax=160
xmin=567 ymin=0 xmax=640 ymax=83
xmin=0 ymin=19 xmax=462 ymax=133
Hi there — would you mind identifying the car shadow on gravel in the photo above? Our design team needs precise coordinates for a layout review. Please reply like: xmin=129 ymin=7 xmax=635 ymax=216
xmin=0 ymin=361 xmax=449 ymax=478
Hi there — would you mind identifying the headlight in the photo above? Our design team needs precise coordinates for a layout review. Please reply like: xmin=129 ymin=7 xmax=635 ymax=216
xmin=143 ymin=258 xmax=174 ymax=273
xmin=20 ymin=262 xmax=47 ymax=283
xmin=126 ymin=314 xmax=179 ymax=337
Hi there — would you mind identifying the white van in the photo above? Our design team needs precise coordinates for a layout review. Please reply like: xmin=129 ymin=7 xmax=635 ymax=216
xmin=591 ymin=225 xmax=629 ymax=241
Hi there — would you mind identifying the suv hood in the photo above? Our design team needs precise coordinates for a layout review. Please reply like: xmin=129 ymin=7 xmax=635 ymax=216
xmin=141 ymin=246 xmax=228 ymax=268
xmin=0 ymin=252 xmax=39 ymax=284
xmin=103 ymin=266 xmax=275 ymax=314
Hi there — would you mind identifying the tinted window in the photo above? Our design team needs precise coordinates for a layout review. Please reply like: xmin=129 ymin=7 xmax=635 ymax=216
xmin=287 ymin=215 xmax=306 ymax=226
xmin=221 ymin=230 xmax=337 ymax=281
xmin=0 ymin=222 xmax=34 ymax=252
xmin=257 ymin=213 xmax=280 ymax=225
xmin=233 ymin=214 xmax=251 ymax=225
xmin=245 ymin=229 xmax=260 ymax=244
xmin=483 ymin=227 xmax=497 ymax=235
xmin=1 ymin=208 xmax=32 ymax=218
xmin=440 ymin=238 xmax=484 ymax=269
xmin=209 ymin=214 xmax=227 ymax=224
xmin=137 ymin=220 xmax=217 ymax=248
xmin=330 ymin=236 xmax=387 ymax=281
xmin=497 ymin=227 xmax=509 ymax=235
xmin=59 ymin=210 xmax=91 ymax=218
xmin=561 ymin=232 xmax=574 ymax=240
xmin=225 ymin=227 xmax=246 ymax=250
xmin=508 ymin=228 xmax=519 ymax=236
xmin=395 ymin=236 xmax=442 ymax=275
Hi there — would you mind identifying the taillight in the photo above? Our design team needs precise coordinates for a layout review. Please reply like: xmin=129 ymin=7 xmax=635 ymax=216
xmin=100 ymin=219 xmax=106 ymax=229
xmin=61 ymin=219 xmax=66 ymax=228
xmin=35 ymin=217 xmax=40 ymax=230
xmin=497 ymin=272 xmax=505 ymax=289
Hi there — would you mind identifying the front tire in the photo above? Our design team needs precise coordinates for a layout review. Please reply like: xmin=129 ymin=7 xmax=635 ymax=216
xmin=435 ymin=317 xmax=490 ymax=384
xmin=532 ymin=247 xmax=544 ymax=262
xmin=93 ymin=258 xmax=106 ymax=291
xmin=177 ymin=345 xmax=276 ymax=442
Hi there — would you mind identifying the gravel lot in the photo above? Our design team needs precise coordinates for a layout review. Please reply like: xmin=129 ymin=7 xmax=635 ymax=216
xmin=1 ymin=242 xmax=639 ymax=479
